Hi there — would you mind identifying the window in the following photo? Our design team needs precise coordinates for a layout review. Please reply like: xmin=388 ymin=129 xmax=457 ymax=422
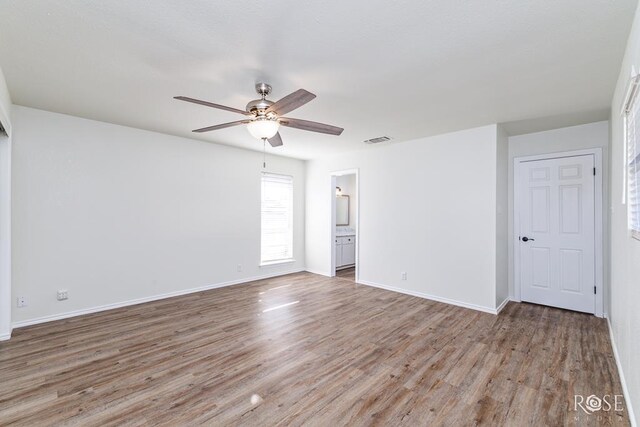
xmin=261 ymin=173 xmax=293 ymax=264
xmin=624 ymin=74 xmax=640 ymax=240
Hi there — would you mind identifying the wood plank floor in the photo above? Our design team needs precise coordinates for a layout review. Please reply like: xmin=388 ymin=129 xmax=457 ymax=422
xmin=335 ymin=267 xmax=355 ymax=281
xmin=0 ymin=272 xmax=629 ymax=426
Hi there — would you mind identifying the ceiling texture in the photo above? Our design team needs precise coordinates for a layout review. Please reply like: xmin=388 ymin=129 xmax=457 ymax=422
xmin=0 ymin=0 xmax=637 ymax=159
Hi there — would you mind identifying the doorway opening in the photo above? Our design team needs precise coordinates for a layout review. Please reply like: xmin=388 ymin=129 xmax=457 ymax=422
xmin=514 ymin=148 xmax=603 ymax=316
xmin=330 ymin=169 xmax=359 ymax=282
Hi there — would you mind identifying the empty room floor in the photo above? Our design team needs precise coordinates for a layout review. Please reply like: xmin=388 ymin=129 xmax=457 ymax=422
xmin=0 ymin=273 xmax=629 ymax=426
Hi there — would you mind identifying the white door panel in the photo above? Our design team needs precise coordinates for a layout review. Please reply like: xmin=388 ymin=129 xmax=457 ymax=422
xmin=519 ymin=155 xmax=595 ymax=313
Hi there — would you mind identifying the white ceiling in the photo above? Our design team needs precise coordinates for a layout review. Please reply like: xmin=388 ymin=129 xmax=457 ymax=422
xmin=0 ymin=0 xmax=636 ymax=159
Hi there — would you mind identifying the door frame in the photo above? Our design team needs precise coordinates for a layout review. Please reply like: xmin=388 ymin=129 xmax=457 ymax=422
xmin=330 ymin=168 xmax=359 ymax=282
xmin=513 ymin=148 xmax=603 ymax=317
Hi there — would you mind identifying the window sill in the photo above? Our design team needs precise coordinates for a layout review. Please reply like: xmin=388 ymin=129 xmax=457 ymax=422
xmin=260 ymin=259 xmax=296 ymax=268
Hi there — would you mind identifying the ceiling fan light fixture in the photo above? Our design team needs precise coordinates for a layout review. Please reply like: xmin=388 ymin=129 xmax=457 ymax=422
xmin=247 ymin=118 xmax=280 ymax=140
xmin=175 ymin=84 xmax=344 ymax=146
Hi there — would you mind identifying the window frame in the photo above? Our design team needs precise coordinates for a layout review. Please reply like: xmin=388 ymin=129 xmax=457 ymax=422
xmin=623 ymin=74 xmax=640 ymax=241
xmin=260 ymin=172 xmax=294 ymax=266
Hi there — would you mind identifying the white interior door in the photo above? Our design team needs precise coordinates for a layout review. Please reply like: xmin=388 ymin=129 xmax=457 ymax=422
xmin=518 ymin=154 xmax=596 ymax=313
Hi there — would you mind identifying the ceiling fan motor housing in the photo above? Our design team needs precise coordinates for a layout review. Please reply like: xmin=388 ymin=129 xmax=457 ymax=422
xmin=245 ymin=98 xmax=274 ymax=115
xmin=246 ymin=82 xmax=276 ymax=115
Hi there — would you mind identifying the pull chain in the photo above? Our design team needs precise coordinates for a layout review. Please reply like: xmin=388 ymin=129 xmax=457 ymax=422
xmin=262 ymin=138 xmax=266 ymax=169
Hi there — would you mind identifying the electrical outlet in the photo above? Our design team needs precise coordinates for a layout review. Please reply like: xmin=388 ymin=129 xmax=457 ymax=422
xmin=237 ymin=264 xmax=242 ymax=272
xmin=401 ymin=272 xmax=407 ymax=281
xmin=16 ymin=296 xmax=27 ymax=308
xmin=57 ymin=290 xmax=68 ymax=301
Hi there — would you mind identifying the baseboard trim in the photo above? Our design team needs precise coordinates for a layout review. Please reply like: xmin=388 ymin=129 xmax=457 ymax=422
xmin=0 ymin=331 xmax=11 ymax=341
xmin=12 ymin=269 xmax=304 ymax=330
xmin=495 ymin=297 xmax=511 ymax=314
xmin=357 ymin=279 xmax=500 ymax=315
xmin=607 ymin=318 xmax=637 ymax=427
xmin=304 ymin=269 xmax=331 ymax=277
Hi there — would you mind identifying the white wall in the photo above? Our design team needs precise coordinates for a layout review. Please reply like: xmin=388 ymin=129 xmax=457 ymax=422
xmin=610 ymin=1 xmax=640 ymax=423
xmin=0 ymin=66 xmax=11 ymax=136
xmin=507 ymin=121 xmax=610 ymax=304
xmin=11 ymin=106 xmax=305 ymax=325
xmin=0 ymin=66 xmax=11 ymax=340
xmin=335 ymin=174 xmax=356 ymax=229
xmin=306 ymin=125 xmax=501 ymax=312
xmin=496 ymin=125 xmax=509 ymax=306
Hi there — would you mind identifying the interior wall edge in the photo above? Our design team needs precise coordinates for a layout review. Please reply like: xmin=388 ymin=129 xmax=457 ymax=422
xmin=0 ymin=66 xmax=12 ymax=342
xmin=304 ymin=269 xmax=331 ymax=277
xmin=495 ymin=297 xmax=511 ymax=314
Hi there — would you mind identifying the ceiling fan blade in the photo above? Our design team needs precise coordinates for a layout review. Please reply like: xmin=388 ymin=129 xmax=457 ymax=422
xmin=174 ymin=96 xmax=250 ymax=116
xmin=268 ymin=132 xmax=283 ymax=147
xmin=266 ymin=89 xmax=316 ymax=115
xmin=192 ymin=120 xmax=251 ymax=133
xmin=279 ymin=117 xmax=344 ymax=135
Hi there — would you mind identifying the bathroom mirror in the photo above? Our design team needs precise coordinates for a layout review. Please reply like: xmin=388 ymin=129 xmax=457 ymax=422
xmin=336 ymin=195 xmax=350 ymax=226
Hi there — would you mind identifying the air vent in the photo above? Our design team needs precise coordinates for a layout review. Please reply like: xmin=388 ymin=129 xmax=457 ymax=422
xmin=363 ymin=136 xmax=391 ymax=144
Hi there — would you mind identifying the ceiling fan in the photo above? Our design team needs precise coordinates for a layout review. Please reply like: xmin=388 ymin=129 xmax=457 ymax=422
xmin=174 ymin=83 xmax=344 ymax=147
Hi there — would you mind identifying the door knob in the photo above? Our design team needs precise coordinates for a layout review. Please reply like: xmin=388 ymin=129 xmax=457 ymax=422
xmin=521 ymin=236 xmax=535 ymax=242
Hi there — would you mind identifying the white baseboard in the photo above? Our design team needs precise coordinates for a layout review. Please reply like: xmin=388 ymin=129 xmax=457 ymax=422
xmin=607 ymin=318 xmax=637 ymax=427
xmin=495 ymin=297 xmax=511 ymax=314
xmin=357 ymin=279 xmax=501 ymax=315
xmin=304 ymin=269 xmax=331 ymax=277
xmin=11 ymin=269 xmax=304 ymax=330
xmin=0 ymin=331 xmax=11 ymax=341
